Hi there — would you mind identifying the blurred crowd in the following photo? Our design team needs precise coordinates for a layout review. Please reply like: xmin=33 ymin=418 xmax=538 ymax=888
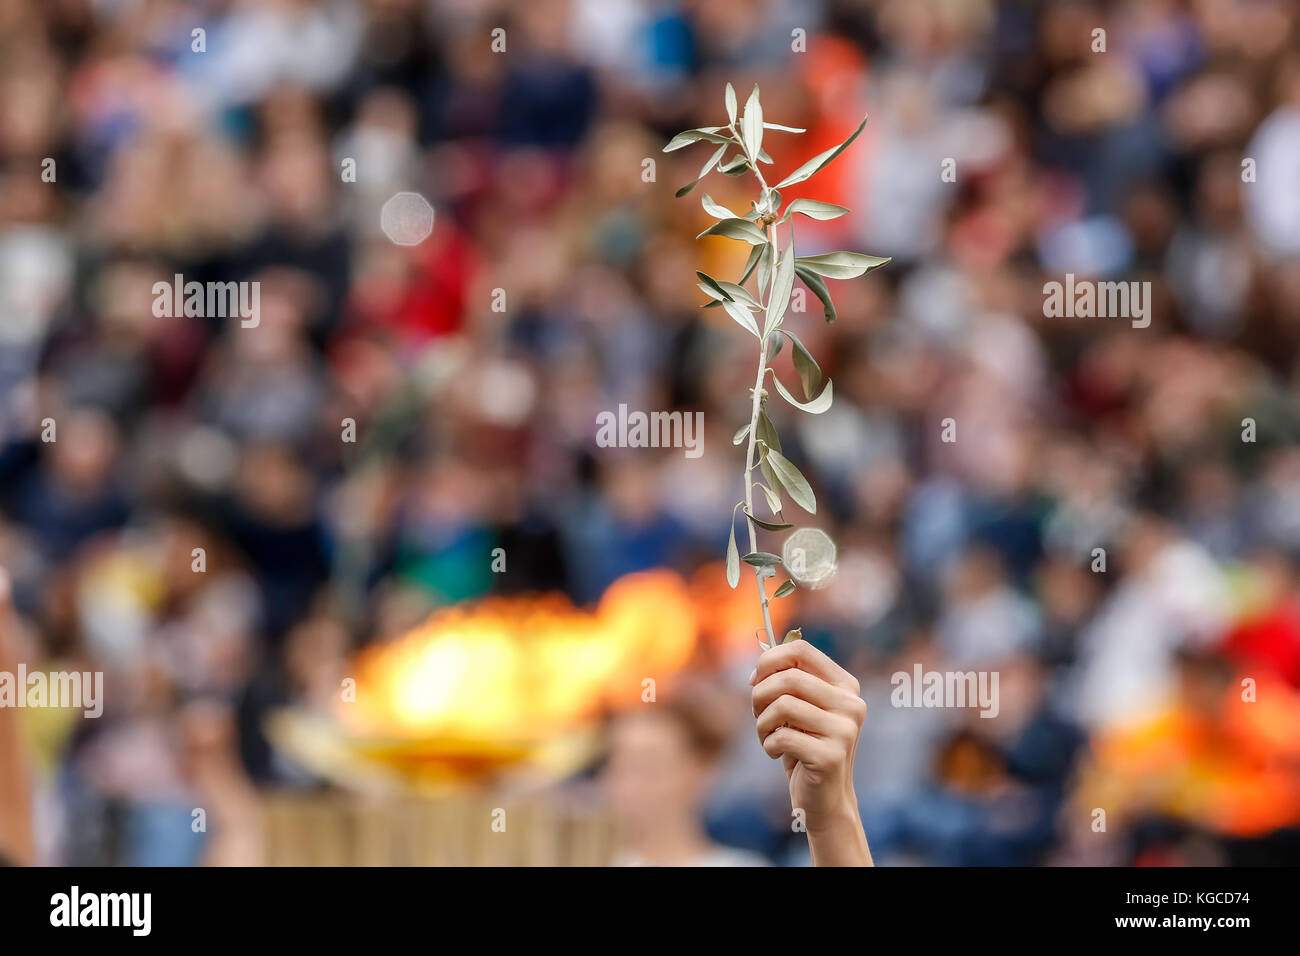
xmin=3 ymin=0 xmax=1300 ymax=866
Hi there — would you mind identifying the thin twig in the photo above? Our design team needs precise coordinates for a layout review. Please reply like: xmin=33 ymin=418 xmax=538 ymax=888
xmin=729 ymin=116 xmax=780 ymax=648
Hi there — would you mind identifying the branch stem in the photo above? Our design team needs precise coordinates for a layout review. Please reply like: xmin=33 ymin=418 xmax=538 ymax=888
xmin=741 ymin=221 xmax=781 ymax=649
xmin=729 ymin=117 xmax=781 ymax=649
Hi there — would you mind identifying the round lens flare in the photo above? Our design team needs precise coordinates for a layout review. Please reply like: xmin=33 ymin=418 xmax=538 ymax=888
xmin=782 ymin=528 xmax=837 ymax=589
xmin=380 ymin=191 xmax=435 ymax=246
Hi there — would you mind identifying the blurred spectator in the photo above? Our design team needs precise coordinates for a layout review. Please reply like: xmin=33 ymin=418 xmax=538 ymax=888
xmin=604 ymin=679 xmax=768 ymax=866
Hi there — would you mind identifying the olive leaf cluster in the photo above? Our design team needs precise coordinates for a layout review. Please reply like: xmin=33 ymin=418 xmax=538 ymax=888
xmin=666 ymin=83 xmax=890 ymax=650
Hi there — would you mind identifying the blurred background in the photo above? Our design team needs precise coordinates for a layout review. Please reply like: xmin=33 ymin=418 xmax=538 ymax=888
xmin=2 ymin=0 xmax=1300 ymax=867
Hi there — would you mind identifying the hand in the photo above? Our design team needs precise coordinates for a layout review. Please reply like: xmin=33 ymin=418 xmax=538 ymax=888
xmin=751 ymin=639 xmax=872 ymax=865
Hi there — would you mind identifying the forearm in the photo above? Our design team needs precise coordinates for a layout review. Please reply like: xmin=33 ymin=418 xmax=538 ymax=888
xmin=0 ymin=714 xmax=32 ymax=866
xmin=808 ymin=795 xmax=872 ymax=867
xmin=0 ymin=575 xmax=33 ymax=865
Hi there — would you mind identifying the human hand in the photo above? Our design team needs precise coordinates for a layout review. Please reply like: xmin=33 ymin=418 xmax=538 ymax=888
xmin=751 ymin=638 xmax=871 ymax=865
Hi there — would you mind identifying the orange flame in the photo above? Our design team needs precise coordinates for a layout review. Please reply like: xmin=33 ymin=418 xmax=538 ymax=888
xmin=341 ymin=570 xmax=701 ymax=745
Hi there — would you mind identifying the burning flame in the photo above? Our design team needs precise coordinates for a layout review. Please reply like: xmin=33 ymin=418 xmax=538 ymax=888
xmin=342 ymin=570 xmax=701 ymax=745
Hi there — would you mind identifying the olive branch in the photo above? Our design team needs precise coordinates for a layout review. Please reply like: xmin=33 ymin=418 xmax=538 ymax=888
xmin=666 ymin=83 xmax=890 ymax=651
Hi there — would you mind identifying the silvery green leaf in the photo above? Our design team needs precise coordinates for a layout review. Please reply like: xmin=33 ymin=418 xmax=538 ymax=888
xmin=764 ymin=244 xmax=796 ymax=335
xmin=696 ymin=271 xmax=733 ymax=301
xmin=697 ymin=281 xmax=729 ymax=304
xmin=739 ymin=243 xmax=766 ymax=285
xmin=774 ymin=114 xmax=868 ymax=189
xmin=757 ymin=409 xmax=781 ymax=454
xmin=758 ymin=639 xmax=771 ymax=651
xmin=765 ymin=448 xmax=816 ymax=513
xmin=756 ymin=249 xmax=772 ymax=296
xmin=794 ymin=251 xmax=891 ymax=279
xmin=744 ymin=509 xmax=793 ymax=531
xmin=764 ymin=122 xmax=806 ymax=133
xmin=756 ymin=481 xmax=783 ymax=516
xmin=699 ymin=217 xmax=768 ymax=244
xmin=716 ymin=281 xmax=761 ymax=310
xmin=726 ymin=521 xmax=740 ymax=588
xmin=757 ymin=149 xmax=774 ymax=165
xmin=664 ymin=128 xmax=733 ymax=152
xmin=720 ymin=155 xmax=751 ymax=176
xmin=725 ymin=83 xmax=738 ymax=124
xmin=778 ymin=329 xmax=822 ymax=399
xmin=742 ymin=85 xmax=763 ymax=160
xmin=700 ymin=194 xmax=739 ymax=220
xmin=761 ymin=189 xmax=782 ymax=218
xmin=767 ymin=332 xmax=783 ymax=362
xmin=722 ymin=299 xmax=761 ymax=338
xmin=702 ymin=220 xmax=764 ymax=246
xmin=794 ymin=265 xmax=836 ymax=322
xmin=772 ymin=371 xmax=833 ymax=414
xmin=675 ymin=144 xmax=728 ymax=197
xmin=741 ymin=551 xmax=783 ymax=567
xmin=759 ymin=456 xmax=783 ymax=502
xmin=733 ymin=423 xmax=751 ymax=445
xmin=780 ymin=199 xmax=849 ymax=222
xmin=773 ymin=580 xmax=796 ymax=598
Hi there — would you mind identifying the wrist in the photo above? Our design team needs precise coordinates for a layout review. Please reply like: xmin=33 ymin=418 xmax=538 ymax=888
xmin=806 ymin=790 xmax=861 ymax=836
xmin=805 ymin=790 xmax=872 ymax=866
